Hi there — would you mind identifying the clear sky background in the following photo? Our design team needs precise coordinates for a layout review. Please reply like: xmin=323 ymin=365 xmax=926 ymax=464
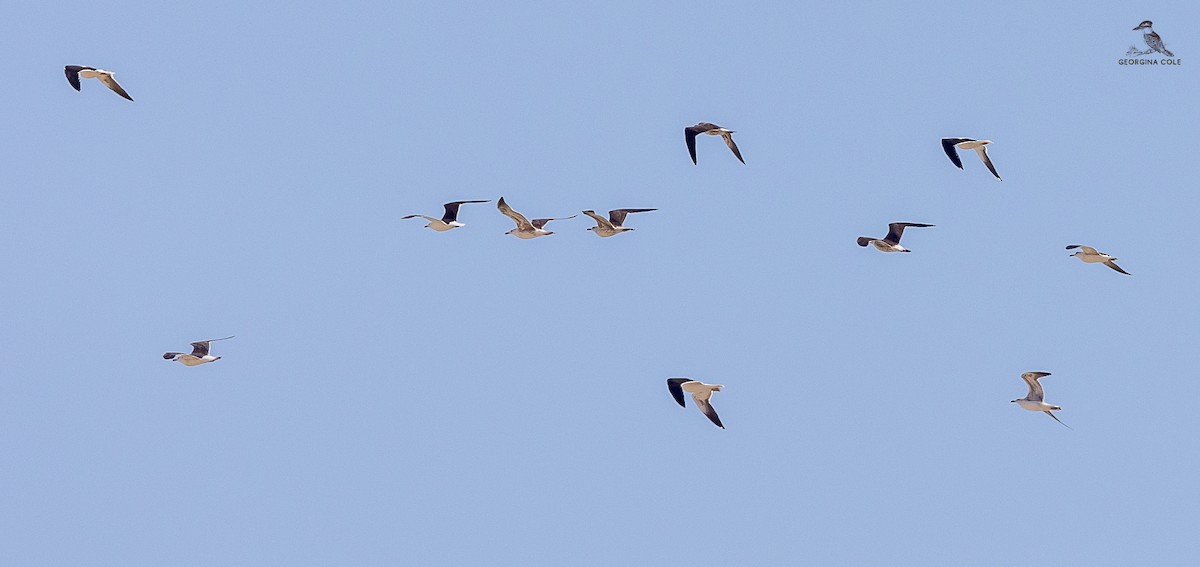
xmin=2 ymin=1 xmax=1197 ymax=564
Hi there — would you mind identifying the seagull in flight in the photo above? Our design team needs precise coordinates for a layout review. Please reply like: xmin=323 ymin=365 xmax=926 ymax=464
xmin=402 ymin=200 xmax=490 ymax=231
xmin=1133 ymin=21 xmax=1174 ymax=57
xmin=685 ymin=122 xmax=744 ymax=164
xmin=582 ymin=208 xmax=657 ymax=237
xmin=666 ymin=378 xmax=725 ymax=429
xmin=64 ymin=65 xmax=134 ymax=101
xmin=941 ymin=138 xmax=1001 ymax=180
xmin=497 ymin=197 xmax=576 ymax=239
xmin=1012 ymin=371 xmax=1070 ymax=428
xmin=163 ymin=336 xmax=234 ymax=366
xmin=857 ymin=222 xmax=934 ymax=253
xmin=1066 ymin=245 xmax=1130 ymax=275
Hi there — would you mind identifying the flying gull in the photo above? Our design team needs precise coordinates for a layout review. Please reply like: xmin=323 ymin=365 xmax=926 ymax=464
xmin=582 ymin=208 xmax=657 ymax=237
xmin=685 ymin=122 xmax=744 ymax=165
xmin=1066 ymin=244 xmax=1130 ymax=275
xmin=666 ymin=378 xmax=725 ymax=429
xmin=64 ymin=65 xmax=134 ymax=101
xmin=163 ymin=336 xmax=234 ymax=366
xmin=497 ymin=197 xmax=576 ymax=239
xmin=941 ymin=138 xmax=1001 ymax=180
xmin=1011 ymin=371 xmax=1070 ymax=428
xmin=402 ymin=200 xmax=490 ymax=231
xmin=857 ymin=222 xmax=934 ymax=253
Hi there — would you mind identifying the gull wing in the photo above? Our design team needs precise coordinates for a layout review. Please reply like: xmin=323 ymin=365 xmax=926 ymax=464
xmin=97 ymin=73 xmax=134 ymax=101
xmin=442 ymin=200 xmax=489 ymax=222
xmin=531 ymin=215 xmax=576 ymax=229
xmin=694 ymin=398 xmax=725 ymax=429
xmin=1066 ymin=245 xmax=1099 ymax=255
xmin=666 ymin=378 xmax=691 ymax=408
xmin=190 ymin=335 xmax=234 ymax=356
xmin=64 ymin=65 xmax=90 ymax=91
xmin=684 ymin=127 xmax=701 ymax=164
xmin=401 ymin=214 xmax=438 ymax=222
xmin=1044 ymin=411 xmax=1071 ymax=429
xmin=974 ymin=146 xmax=1001 ymax=180
xmin=1021 ymin=372 xmax=1049 ymax=402
xmin=941 ymin=138 xmax=969 ymax=169
xmin=162 ymin=352 xmax=183 ymax=360
xmin=497 ymin=197 xmax=533 ymax=231
xmin=608 ymin=208 xmax=656 ymax=227
xmin=721 ymin=132 xmax=745 ymax=164
xmin=582 ymin=210 xmax=614 ymax=230
xmin=1104 ymin=260 xmax=1131 ymax=275
xmin=856 ymin=236 xmax=874 ymax=247
xmin=885 ymin=222 xmax=933 ymax=244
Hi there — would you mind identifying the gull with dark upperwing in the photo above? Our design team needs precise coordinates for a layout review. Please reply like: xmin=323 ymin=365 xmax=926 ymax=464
xmin=1011 ymin=371 xmax=1070 ymax=429
xmin=402 ymin=200 xmax=490 ymax=231
xmin=685 ymin=122 xmax=744 ymax=164
xmin=497 ymin=197 xmax=576 ymax=239
xmin=163 ymin=336 xmax=234 ymax=366
xmin=666 ymin=378 xmax=725 ymax=429
xmin=1066 ymin=244 xmax=1130 ymax=275
xmin=64 ymin=65 xmax=134 ymax=101
xmin=857 ymin=222 xmax=934 ymax=253
xmin=582 ymin=208 xmax=657 ymax=237
xmin=941 ymin=138 xmax=1001 ymax=180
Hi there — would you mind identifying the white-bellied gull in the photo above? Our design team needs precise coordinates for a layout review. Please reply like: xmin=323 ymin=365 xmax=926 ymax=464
xmin=64 ymin=65 xmax=134 ymax=101
xmin=1066 ymin=244 xmax=1130 ymax=275
xmin=666 ymin=378 xmax=725 ymax=429
xmin=1012 ymin=371 xmax=1070 ymax=428
xmin=685 ymin=122 xmax=744 ymax=164
xmin=941 ymin=138 xmax=1001 ymax=180
xmin=402 ymin=200 xmax=490 ymax=231
xmin=497 ymin=197 xmax=576 ymax=239
xmin=857 ymin=222 xmax=934 ymax=253
xmin=582 ymin=208 xmax=657 ymax=237
xmin=163 ymin=336 xmax=234 ymax=366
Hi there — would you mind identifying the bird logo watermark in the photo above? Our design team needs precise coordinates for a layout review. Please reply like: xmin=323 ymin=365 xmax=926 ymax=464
xmin=1120 ymin=20 xmax=1181 ymax=65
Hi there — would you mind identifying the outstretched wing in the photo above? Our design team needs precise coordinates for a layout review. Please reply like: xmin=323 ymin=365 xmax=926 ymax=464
xmin=401 ymin=214 xmax=438 ymax=222
xmin=97 ymin=73 xmax=134 ymax=101
xmin=64 ymin=65 xmax=88 ymax=91
xmin=531 ymin=215 xmax=575 ymax=229
xmin=856 ymin=236 xmax=873 ymax=247
xmin=1066 ymin=244 xmax=1099 ymax=255
xmin=582 ymin=210 xmax=613 ymax=229
xmin=190 ymin=341 xmax=211 ymax=357
xmin=608 ymin=208 xmax=656 ymax=227
xmin=721 ymin=133 xmax=745 ymax=164
xmin=666 ymin=378 xmax=691 ymax=408
xmin=1104 ymin=260 xmax=1131 ymax=275
xmin=975 ymin=146 xmax=1001 ymax=180
xmin=885 ymin=222 xmax=932 ymax=244
xmin=497 ymin=197 xmax=533 ymax=230
xmin=1021 ymin=372 xmax=1049 ymax=402
xmin=684 ymin=127 xmax=701 ymax=164
xmin=695 ymin=398 xmax=725 ymax=429
xmin=941 ymin=138 xmax=969 ymax=169
xmin=442 ymin=200 xmax=489 ymax=222
xmin=1044 ymin=411 xmax=1071 ymax=429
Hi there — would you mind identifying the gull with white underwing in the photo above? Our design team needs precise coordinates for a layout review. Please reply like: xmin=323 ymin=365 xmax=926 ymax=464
xmin=666 ymin=378 xmax=725 ymax=429
xmin=64 ymin=65 xmax=134 ymax=101
xmin=163 ymin=336 xmax=234 ymax=366
xmin=1066 ymin=244 xmax=1130 ymax=275
xmin=582 ymin=208 xmax=657 ymax=237
xmin=1011 ymin=371 xmax=1070 ymax=428
xmin=941 ymin=138 xmax=1001 ymax=180
xmin=402 ymin=200 xmax=490 ymax=231
xmin=497 ymin=197 xmax=576 ymax=239
xmin=857 ymin=222 xmax=934 ymax=253
xmin=685 ymin=122 xmax=744 ymax=165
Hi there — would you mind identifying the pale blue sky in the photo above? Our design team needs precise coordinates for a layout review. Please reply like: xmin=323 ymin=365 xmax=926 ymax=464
xmin=2 ymin=1 xmax=1197 ymax=564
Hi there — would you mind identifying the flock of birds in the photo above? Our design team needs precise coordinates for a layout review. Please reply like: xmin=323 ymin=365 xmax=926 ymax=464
xmin=67 ymin=28 xmax=1145 ymax=430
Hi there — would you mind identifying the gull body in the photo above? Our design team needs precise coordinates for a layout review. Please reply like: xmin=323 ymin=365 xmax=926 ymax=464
xmin=402 ymin=200 xmax=490 ymax=231
xmin=497 ymin=197 xmax=575 ymax=239
xmin=685 ymin=122 xmax=744 ymax=164
xmin=857 ymin=222 xmax=934 ymax=253
xmin=1011 ymin=371 xmax=1070 ymax=428
xmin=1066 ymin=244 xmax=1130 ymax=275
xmin=583 ymin=208 xmax=657 ymax=237
xmin=163 ymin=336 xmax=234 ymax=366
xmin=666 ymin=378 xmax=725 ymax=429
xmin=64 ymin=65 xmax=134 ymax=101
xmin=1133 ymin=21 xmax=1174 ymax=57
xmin=941 ymin=138 xmax=1001 ymax=180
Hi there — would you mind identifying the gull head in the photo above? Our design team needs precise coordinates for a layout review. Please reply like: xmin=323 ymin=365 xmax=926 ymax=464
xmin=1134 ymin=20 xmax=1153 ymax=30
